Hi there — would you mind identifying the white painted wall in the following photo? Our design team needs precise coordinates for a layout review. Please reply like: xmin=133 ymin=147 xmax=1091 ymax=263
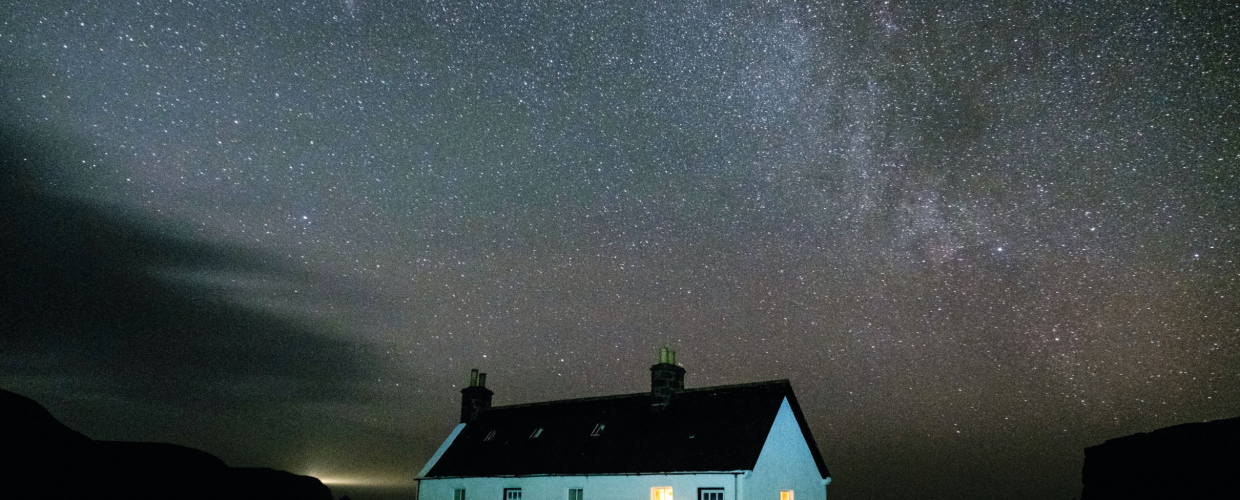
xmin=420 ymin=473 xmax=741 ymax=500
xmin=742 ymin=398 xmax=828 ymax=500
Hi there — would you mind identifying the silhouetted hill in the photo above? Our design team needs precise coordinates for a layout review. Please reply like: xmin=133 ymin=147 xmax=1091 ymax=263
xmin=95 ymin=441 xmax=230 ymax=499
xmin=0 ymin=388 xmax=333 ymax=500
xmin=0 ymin=389 xmax=90 ymax=441
xmin=1081 ymin=415 xmax=1240 ymax=499
xmin=228 ymin=467 xmax=336 ymax=500
xmin=0 ymin=389 xmax=98 ymax=498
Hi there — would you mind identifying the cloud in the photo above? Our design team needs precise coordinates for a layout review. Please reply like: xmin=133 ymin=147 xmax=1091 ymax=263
xmin=0 ymin=117 xmax=374 ymax=445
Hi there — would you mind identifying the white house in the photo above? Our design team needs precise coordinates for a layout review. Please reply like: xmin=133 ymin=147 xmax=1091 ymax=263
xmin=417 ymin=349 xmax=832 ymax=500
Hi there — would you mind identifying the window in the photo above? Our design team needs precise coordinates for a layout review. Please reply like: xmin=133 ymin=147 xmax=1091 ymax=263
xmin=590 ymin=423 xmax=605 ymax=436
xmin=651 ymin=487 xmax=673 ymax=500
xmin=699 ymin=489 xmax=724 ymax=500
xmin=530 ymin=427 xmax=544 ymax=438
xmin=780 ymin=491 xmax=793 ymax=500
xmin=568 ymin=488 xmax=584 ymax=500
xmin=455 ymin=490 xmax=466 ymax=500
xmin=484 ymin=430 xmax=497 ymax=441
xmin=505 ymin=489 xmax=522 ymax=500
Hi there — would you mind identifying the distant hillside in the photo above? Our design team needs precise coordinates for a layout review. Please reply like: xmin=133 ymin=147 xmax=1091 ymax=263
xmin=0 ymin=388 xmax=334 ymax=500
xmin=1082 ymin=415 xmax=1240 ymax=499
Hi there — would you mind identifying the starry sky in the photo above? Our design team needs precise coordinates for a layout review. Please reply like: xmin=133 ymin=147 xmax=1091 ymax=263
xmin=1 ymin=1 xmax=1237 ymax=499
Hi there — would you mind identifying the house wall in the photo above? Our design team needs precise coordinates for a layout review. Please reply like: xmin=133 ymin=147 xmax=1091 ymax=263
xmin=420 ymin=473 xmax=740 ymax=500
xmin=743 ymin=398 xmax=828 ymax=500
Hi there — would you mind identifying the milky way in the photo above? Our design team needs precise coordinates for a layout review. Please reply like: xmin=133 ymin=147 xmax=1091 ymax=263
xmin=2 ymin=1 xmax=1237 ymax=499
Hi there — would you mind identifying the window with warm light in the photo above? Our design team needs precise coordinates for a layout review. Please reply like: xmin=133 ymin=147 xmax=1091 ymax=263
xmin=780 ymin=490 xmax=793 ymax=500
xmin=652 ymin=487 xmax=673 ymax=500
xmin=455 ymin=489 xmax=466 ymax=500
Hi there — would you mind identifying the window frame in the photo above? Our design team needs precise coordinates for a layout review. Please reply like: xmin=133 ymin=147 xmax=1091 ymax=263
xmin=504 ymin=488 xmax=523 ymax=500
xmin=651 ymin=486 xmax=673 ymax=500
xmin=698 ymin=488 xmax=724 ymax=500
xmin=568 ymin=488 xmax=584 ymax=500
xmin=454 ymin=489 xmax=466 ymax=500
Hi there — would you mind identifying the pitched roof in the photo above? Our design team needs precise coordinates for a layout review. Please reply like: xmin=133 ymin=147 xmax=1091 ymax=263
xmin=423 ymin=380 xmax=830 ymax=479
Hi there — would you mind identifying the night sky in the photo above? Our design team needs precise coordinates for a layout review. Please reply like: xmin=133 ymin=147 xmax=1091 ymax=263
xmin=2 ymin=1 xmax=1238 ymax=499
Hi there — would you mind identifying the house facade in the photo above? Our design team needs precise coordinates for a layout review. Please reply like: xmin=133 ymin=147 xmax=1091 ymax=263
xmin=417 ymin=350 xmax=832 ymax=500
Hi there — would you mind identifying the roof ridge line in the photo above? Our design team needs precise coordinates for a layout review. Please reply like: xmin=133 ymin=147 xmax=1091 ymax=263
xmin=678 ymin=379 xmax=790 ymax=393
xmin=489 ymin=391 xmax=648 ymax=410
xmin=486 ymin=379 xmax=791 ymax=410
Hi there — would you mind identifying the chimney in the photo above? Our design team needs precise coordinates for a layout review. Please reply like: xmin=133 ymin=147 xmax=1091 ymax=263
xmin=460 ymin=368 xmax=493 ymax=423
xmin=649 ymin=347 xmax=685 ymax=411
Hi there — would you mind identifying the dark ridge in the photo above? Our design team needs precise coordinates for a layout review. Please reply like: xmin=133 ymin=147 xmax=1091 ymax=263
xmin=1081 ymin=415 xmax=1240 ymax=499
xmin=0 ymin=388 xmax=333 ymax=500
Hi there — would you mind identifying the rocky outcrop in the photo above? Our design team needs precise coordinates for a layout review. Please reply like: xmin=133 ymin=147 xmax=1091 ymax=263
xmin=0 ymin=389 xmax=333 ymax=500
xmin=1081 ymin=415 xmax=1240 ymax=499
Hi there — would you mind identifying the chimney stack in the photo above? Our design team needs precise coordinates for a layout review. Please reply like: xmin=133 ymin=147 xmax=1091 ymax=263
xmin=649 ymin=347 xmax=685 ymax=411
xmin=460 ymin=368 xmax=493 ymax=423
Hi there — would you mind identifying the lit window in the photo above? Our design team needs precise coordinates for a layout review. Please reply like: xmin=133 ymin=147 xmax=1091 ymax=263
xmin=505 ymin=489 xmax=522 ymax=500
xmin=780 ymin=491 xmax=793 ymax=500
xmin=652 ymin=487 xmax=673 ymax=500
xmin=699 ymin=489 xmax=724 ymax=500
xmin=455 ymin=489 xmax=466 ymax=500
xmin=531 ymin=427 xmax=544 ymax=438
xmin=569 ymin=488 xmax=584 ymax=500
xmin=590 ymin=423 xmax=605 ymax=436
xmin=484 ymin=430 xmax=497 ymax=441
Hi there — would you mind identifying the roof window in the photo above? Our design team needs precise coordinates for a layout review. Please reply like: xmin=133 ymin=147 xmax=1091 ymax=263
xmin=530 ymin=427 xmax=544 ymax=438
xmin=590 ymin=423 xmax=605 ymax=436
xmin=484 ymin=430 xmax=497 ymax=441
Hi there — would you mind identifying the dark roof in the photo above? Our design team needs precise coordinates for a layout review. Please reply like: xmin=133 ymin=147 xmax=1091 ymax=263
xmin=424 ymin=380 xmax=830 ymax=479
